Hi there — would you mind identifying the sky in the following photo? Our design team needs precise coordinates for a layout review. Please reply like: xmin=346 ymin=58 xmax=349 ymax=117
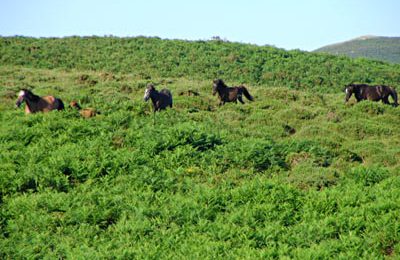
xmin=1 ymin=0 xmax=399 ymax=51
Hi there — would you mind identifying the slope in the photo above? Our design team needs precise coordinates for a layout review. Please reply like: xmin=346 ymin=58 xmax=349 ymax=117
xmin=1 ymin=36 xmax=400 ymax=92
xmin=314 ymin=36 xmax=400 ymax=64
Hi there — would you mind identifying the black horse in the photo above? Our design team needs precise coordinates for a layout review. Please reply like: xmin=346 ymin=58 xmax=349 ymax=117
xmin=143 ymin=84 xmax=173 ymax=112
xmin=344 ymin=83 xmax=398 ymax=107
xmin=212 ymin=79 xmax=254 ymax=106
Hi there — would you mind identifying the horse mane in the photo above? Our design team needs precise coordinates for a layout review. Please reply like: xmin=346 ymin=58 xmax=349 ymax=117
xmin=22 ymin=89 xmax=40 ymax=102
xmin=345 ymin=83 xmax=370 ymax=92
xmin=147 ymin=84 xmax=158 ymax=93
xmin=214 ymin=79 xmax=228 ymax=88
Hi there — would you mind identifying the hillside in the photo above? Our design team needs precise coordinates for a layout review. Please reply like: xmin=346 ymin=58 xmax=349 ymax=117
xmin=1 ymin=36 xmax=400 ymax=92
xmin=1 ymin=37 xmax=400 ymax=258
xmin=314 ymin=36 xmax=400 ymax=64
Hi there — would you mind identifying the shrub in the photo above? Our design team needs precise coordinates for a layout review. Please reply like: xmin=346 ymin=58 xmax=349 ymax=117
xmin=349 ymin=165 xmax=389 ymax=186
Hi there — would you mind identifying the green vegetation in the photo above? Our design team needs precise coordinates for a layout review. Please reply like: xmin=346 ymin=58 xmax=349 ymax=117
xmin=314 ymin=36 xmax=400 ymax=64
xmin=1 ymin=36 xmax=400 ymax=90
xmin=1 ymin=36 xmax=400 ymax=258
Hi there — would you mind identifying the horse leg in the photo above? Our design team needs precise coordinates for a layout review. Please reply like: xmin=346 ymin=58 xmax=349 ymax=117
xmin=390 ymin=89 xmax=398 ymax=107
xmin=238 ymin=95 xmax=245 ymax=104
xmin=383 ymin=97 xmax=389 ymax=104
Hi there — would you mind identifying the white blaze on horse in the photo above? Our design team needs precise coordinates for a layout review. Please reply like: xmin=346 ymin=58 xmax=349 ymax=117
xmin=15 ymin=89 xmax=64 ymax=114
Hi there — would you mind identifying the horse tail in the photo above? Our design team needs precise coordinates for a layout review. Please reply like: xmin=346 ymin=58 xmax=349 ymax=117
xmin=241 ymin=86 xmax=254 ymax=101
xmin=390 ymin=87 xmax=398 ymax=107
xmin=167 ymin=90 xmax=173 ymax=108
xmin=57 ymin=98 xmax=65 ymax=111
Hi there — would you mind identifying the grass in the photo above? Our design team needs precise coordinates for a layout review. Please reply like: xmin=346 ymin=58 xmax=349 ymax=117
xmin=2 ymin=36 xmax=400 ymax=91
xmin=1 ymin=62 xmax=400 ymax=258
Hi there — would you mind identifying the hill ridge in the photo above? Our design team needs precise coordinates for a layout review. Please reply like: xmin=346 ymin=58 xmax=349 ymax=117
xmin=314 ymin=36 xmax=400 ymax=64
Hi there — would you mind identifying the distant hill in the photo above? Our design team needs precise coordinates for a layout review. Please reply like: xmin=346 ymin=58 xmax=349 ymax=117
xmin=314 ymin=36 xmax=400 ymax=64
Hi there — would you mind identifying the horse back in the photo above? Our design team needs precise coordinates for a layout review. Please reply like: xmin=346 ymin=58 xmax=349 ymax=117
xmin=156 ymin=89 xmax=173 ymax=109
xmin=42 ymin=95 xmax=64 ymax=111
xmin=160 ymin=89 xmax=173 ymax=102
xmin=353 ymin=85 xmax=377 ymax=100
xmin=357 ymin=85 xmax=393 ymax=101
xmin=219 ymin=86 xmax=240 ymax=102
xmin=369 ymin=85 xmax=391 ymax=99
xmin=160 ymin=89 xmax=172 ymax=98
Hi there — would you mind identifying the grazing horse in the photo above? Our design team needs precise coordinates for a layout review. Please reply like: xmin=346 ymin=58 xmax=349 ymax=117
xmin=143 ymin=84 xmax=173 ymax=112
xmin=15 ymin=89 xmax=64 ymax=113
xmin=69 ymin=101 xmax=99 ymax=118
xmin=212 ymin=79 xmax=254 ymax=106
xmin=344 ymin=83 xmax=398 ymax=107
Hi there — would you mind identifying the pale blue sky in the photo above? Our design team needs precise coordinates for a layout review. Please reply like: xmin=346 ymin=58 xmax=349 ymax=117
xmin=1 ymin=0 xmax=399 ymax=51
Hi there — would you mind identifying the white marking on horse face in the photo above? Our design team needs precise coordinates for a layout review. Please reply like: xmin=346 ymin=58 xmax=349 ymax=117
xmin=345 ymin=88 xmax=348 ymax=95
xmin=18 ymin=90 xmax=26 ymax=97
xmin=144 ymin=88 xmax=150 ymax=101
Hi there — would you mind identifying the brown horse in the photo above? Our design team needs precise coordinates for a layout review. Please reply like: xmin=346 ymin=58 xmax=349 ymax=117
xmin=16 ymin=89 xmax=64 ymax=113
xmin=212 ymin=79 xmax=254 ymax=105
xmin=69 ymin=101 xmax=99 ymax=118
xmin=143 ymin=84 xmax=173 ymax=112
xmin=344 ymin=83 xmax=398 ymax=107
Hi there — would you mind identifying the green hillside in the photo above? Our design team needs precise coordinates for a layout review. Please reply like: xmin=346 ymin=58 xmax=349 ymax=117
xmin=1 ymin=36 xmax=400 ymax=258
xmin=1 ymin=36 xmax=400 ymax=91
xmin=314 ymin=36 xmax=400 ymax=64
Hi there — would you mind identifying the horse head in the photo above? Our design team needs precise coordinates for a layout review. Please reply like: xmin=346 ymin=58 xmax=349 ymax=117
xmin=15 ymin=89 xmax=30 ymax=107
xmin=344 ymin=84 xmax=355 ymax=103
xmin=212 ymin=79 xmax=224 ymax=95
xmin=144 ymin=84 xmax=156 ymax=102
xmin=69 ymin=101 xmax=82 ymax=110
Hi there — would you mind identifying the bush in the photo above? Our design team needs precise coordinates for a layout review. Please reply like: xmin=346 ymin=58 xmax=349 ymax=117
xmin=349 ymin=165 xmax=389 ymax=186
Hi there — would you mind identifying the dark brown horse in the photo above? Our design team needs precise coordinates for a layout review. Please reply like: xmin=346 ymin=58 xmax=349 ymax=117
xmin=143 ymin=84 xmax=173 ymax=112
xmin=344 ymin=83 xmax=398 ymax=107
xmin=212 ymin=79 xmax=254 ymax=105
xmin=16 ymin=89 xmax=64 ymax=114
